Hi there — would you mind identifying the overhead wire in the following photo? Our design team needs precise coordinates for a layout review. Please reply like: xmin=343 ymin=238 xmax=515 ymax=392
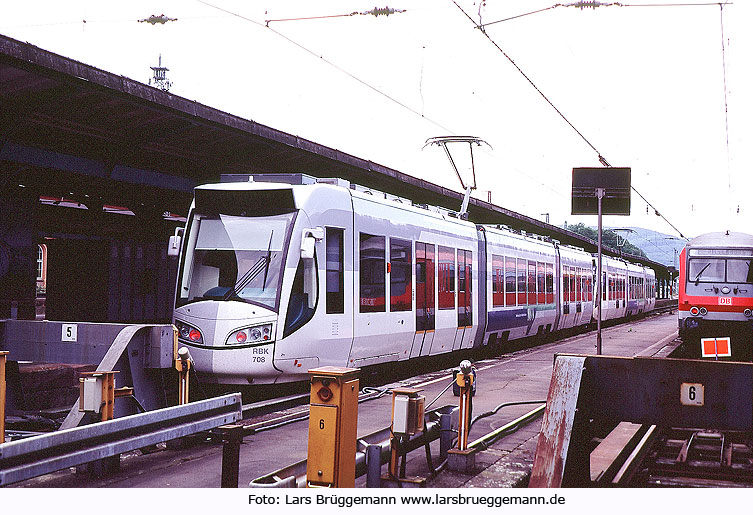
xmin=479 ymin=1 xmax=734 ymax=28
xmin=196 ymin=1 xmax=571 ymax=206
xmin=454 ymin=1 xmax=690 ymax=240
xmin=719 ymin=2 xmax=731 ymax=194
xmin=195 ymin=0 xmax=456 ymax=135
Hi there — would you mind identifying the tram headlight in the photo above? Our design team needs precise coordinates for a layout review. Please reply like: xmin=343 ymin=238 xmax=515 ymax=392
xmin=745 ymin=309 xmax=752 ymax=317
xmin=226 ymin=323 xmax=273 ymax=346
xmin=699 ymin=307 xmax=708 ymax=316
xmin=689 ymin=306 xmax=700 ymax=316
xmin=175 ymin=320 xmax=204 ymax=345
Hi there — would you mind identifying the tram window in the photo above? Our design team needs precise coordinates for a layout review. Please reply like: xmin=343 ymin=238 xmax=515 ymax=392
xmin=505 ymin=257 xmax=516 ymax=306
xmin=562 ymin=267 xmax=569 ymax=303
xmin=581 ymin=270 xmax=587 ymax=302
xmin=458 ymin=250 xmax=472 ymax=327
xmin=528 ymin=261 xmax=537 ymax=305
xmin=517 ymin=258 xmax=527 ymax=305
xmin=602 ymin=272 xmax=607 ymax=301
xmin=416 ymin=242 xmax=435 ymax=331
xmin=545 ymin=263 xmax=554 ymax=304
xmin=492 ymin=255 xmax=504 ymax=307
xmin=390 ymin=238 xmax=412 ymax=312
xmin=587 ymin=273 xmax=593 ymax=302
xmin=359 ymin=233 xmax=385 ymax=313
xmin=570 ymin=267 xmax=576 ymax=303
xmin=284 ymin=258 xmax=317 ymax=337
xmin=537 ymin=262 xmax=545 ymax=304
xmin=438 ymin=246 xmax=455 ymax=310
xmin=325 ymin=228 xmax=344 ymax=314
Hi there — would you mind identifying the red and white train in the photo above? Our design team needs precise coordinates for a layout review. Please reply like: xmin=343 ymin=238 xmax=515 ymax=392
xmin=678 ymin=231 xmax=753 ymax=358
xmin=170 ymin=174 xmax=656 ymax=385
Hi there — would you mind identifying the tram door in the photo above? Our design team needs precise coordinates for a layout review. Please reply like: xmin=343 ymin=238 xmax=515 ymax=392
xmin=453 ymin=250 xmax=472 ymax=351
xmin=411 ymin=242 xmax=435 ymax=358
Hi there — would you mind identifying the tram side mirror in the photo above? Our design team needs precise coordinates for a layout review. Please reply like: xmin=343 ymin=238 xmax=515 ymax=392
xmin=167 ymin=228 xmax=184 ymax=258
xmin=301 ymin=227 xmax=324 ymax=260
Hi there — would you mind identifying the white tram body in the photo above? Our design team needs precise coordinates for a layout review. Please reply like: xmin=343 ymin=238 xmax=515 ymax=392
xmin=171 ymin=174 xmax=657 ymax=385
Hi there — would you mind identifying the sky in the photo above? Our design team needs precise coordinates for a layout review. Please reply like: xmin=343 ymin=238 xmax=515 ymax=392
xmin=1 ymin=1 xmax=750 ymax=241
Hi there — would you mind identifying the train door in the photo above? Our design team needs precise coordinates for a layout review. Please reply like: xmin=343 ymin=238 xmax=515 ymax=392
xmin=388 ymin=237 xmax=415 ymax=360
xmin=431 ymin=245 xmax=456 ymax=355
xmin=453 ymin=249 xmax=472 ymax=350
xmin=411 ymin=242 xmax=435 ymax=358
xmin=321 ymin=226 xmax=355 ymax=367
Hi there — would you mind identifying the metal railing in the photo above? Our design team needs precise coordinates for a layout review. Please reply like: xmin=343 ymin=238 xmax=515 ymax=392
xmin=0 ymin=393 xmax=242 ymax=486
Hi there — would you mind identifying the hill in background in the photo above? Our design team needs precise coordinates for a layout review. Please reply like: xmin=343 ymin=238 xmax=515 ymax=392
xmin=563 ymin=224 xmax=686 ymax=267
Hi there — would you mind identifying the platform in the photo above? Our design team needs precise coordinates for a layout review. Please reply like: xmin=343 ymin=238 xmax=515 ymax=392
xmin=8 ymin=313 xmax=680 ymax=488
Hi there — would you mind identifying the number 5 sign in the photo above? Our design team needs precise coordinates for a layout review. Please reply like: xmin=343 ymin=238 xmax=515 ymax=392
xmin=61 ymin=324 xmax=78 ymax=342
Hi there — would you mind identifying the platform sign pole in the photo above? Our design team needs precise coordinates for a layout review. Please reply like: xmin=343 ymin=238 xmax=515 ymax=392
xmin=0 ymin=351 xmax=7 ymax=443
xmin=596 ymin=188 xmax=604 ymax=356
xmin=571 ymin=167 xmax=631 ymax=356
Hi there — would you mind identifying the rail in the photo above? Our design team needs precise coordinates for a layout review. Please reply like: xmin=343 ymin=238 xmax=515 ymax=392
xmin=0 ymin=393 xmax=242 ymax=486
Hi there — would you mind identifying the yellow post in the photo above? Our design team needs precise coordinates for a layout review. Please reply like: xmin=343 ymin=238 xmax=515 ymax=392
xmin=1 ymin=351 xmax=8 ymax=444
xmin=175 ymin=347 xmax=191 ymax=405
xmin=447 ymin=360 xmax=477 ymax=473
xmin=306 ymin=366 xmax=360 ymax=488
xmin=456 ymin=371 xmax=474 ymax=451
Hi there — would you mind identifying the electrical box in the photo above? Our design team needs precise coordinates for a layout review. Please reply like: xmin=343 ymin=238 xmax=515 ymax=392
xmin=391 ymin=388 xmax=425 ymax=435
xmin=306 ymin=366 xmax=360 ymax=488
xmin=80 ymin=376 xmax=104 ymax=413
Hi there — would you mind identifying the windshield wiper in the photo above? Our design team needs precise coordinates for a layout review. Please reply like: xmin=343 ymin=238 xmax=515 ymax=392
xmin=262 ymin=231 xmax=273 ymax=291
xmin=222 ymin=231 xmax=275 ymax=301
xmin=694 ymin=263 xmax=711 ymax=285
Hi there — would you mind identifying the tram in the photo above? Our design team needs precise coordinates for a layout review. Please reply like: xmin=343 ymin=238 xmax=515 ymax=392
xmin=170 ymin=174 xmax=656 ymax=384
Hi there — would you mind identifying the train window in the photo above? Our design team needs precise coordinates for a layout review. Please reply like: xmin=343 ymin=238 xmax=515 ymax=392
xmin=390 ymin=238 xmax=412 ymax=312
xmin=438 ymin=246 xmax=455 ymax=310
xmin=283 ymin=258 xmax=318 ymax=338
xmin=587 ymin=272 xmax=593 ymax=302
xmin=505 ymin=257 xmax=516 ymax=306
xmin=528 ymin=261 xmax=537 ymax=305
xmin=569 ymin=267 xmax=576 ymax=303
xmin=545 ymin=263 xmax=554 ymax=304
xmin=602 ymin=272 xmax=607 ymax=301
xmin=458 ymin=250 xmax=472 ymax=327
xmin=688 ymin=258 xmax=725 ymax=283
xmin=325 ymin=228 xmax=344 ymax=314
xmin=416 ymin=242 xmax=435 ymax=330
xmin=727 ymin=259 xmax=753 ymax=283
xmin=581 ymin=270 xmax=587 ymax=302
xmin=562 ymin=267 xmax=569 ymax=303
xmin=517 ymin=258 xmax=527 ymax=305
xmin=359 ymin=233 xmax=385 ymax=313
xmin=492 ymin=255 xmax=504 ymax=307
xmin=575 ymin=268 xmax=582 ymax=302
xmin=537 ymin=262 xmax=545 ymax=304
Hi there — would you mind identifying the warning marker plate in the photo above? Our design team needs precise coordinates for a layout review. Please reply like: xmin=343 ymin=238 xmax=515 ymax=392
xmin=700 ymin=337 xmax=731 ymax=358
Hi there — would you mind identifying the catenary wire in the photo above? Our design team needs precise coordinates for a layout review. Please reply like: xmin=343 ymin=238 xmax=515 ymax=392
xmin=195 ymin=0 xmax=456 ymax=135
xmin=455 ymin=1 xmax=689 ymax=240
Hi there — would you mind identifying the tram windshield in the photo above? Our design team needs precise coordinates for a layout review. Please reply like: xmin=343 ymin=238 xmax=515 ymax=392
xmin=176 ymin=212 xmax=294 ymax=310
xmin=688 ymin=258 xmax=753 ymax=284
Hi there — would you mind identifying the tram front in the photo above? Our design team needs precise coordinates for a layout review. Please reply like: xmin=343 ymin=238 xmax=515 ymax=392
xmin=170 ymin=181 xmax=315 ymax=385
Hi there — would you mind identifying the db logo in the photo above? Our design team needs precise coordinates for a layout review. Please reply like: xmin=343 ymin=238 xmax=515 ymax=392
xmin=718 ymin=297 xmax=733 ymax=305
